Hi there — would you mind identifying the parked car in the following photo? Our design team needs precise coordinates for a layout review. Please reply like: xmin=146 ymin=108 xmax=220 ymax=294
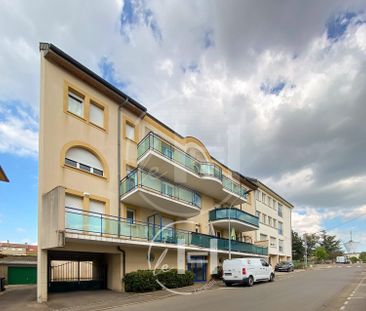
xmin=223 ymin=258 xmax=275 ymax=287
xmin=275 ymin=261 xmax=294 ymax=272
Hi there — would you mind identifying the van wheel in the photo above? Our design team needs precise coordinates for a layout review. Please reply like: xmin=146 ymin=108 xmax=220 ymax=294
xmin=246 ymin=276 xmax=254 ymax=287
xmin=269 ymin=273 xmax=275 ymax=282
xmin=225 ymin=282 xmax=232 ymax=287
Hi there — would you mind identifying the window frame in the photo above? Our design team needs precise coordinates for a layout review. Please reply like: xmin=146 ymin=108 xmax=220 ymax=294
xmin=89 ymin=100 xmax=106 ymax=129
xmin=64 ymin=81 xmax=108 ymax=132
xmin=125 ymin=121 xmax=136 ymax=142
xmin=126 ymin=209 xmax=136 ymax=224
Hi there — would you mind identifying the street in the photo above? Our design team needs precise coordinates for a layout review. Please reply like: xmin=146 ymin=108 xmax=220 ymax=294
xmin=0 ymin=264 xmax=365 ymax=311
xmin=114 ymin=264 xmax=366 ymax=311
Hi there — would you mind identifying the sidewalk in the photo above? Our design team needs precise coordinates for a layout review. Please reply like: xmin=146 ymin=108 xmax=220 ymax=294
xmin=0 ymin=281 xmax=222 ymax=311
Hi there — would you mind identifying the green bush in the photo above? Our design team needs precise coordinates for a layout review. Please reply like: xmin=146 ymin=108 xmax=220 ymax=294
xmin=292 ymin=260 xmax=305 ymax=269
xmin=124 ymin=269 xmax=194 ymax=292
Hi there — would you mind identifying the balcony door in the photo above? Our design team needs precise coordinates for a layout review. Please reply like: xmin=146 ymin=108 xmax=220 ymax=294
xmin=147 ymin=214 xmax=174 ymax=243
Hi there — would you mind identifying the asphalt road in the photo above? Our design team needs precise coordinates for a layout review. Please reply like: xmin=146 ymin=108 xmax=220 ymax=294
xmin=114 ymin=264 xmax=366 ymax=311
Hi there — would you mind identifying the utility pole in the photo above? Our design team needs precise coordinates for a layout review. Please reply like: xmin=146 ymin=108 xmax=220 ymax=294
xmin=303 ymin=233 xmax=308 ymax=269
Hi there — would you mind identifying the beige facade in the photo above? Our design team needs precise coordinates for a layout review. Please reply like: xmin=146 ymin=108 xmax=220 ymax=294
xmin=251 ymin=180 xmax=293 ymax=266
xmin=37 ymin=43 xmax=293 ymax=302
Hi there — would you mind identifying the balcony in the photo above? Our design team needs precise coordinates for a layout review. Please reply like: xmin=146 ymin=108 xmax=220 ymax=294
xmin=209 ymin=208 xmax=259 ymax=232
xmin=137 ymin=132 xmax=248 ymax=205
xmin=120 ymin=168 xmax=201 ymax=218
xmin=65 ymin=207 xmax=268 ymax=256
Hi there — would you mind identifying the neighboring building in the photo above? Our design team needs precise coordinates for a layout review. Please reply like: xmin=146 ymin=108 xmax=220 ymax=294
xmin=0 ymin=255 xmax=37 ymax=285
xmin=0 ymin=242 xmax=37 ymax=256
xmin=248 ymin=179 xmax=293 ymax=266
xmin=37 ymin=43 xmax=293 ymax=302
xmin=0 ymin=166 xmax=9 ymax=182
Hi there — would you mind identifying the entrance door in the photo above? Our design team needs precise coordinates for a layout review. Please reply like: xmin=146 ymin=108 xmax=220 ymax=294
xmin=187 ymin=256 xmax=207 ymax=282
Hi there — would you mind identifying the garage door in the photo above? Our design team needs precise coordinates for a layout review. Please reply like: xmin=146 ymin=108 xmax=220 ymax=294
xmin=8 ymin=267 xmax=37 ymax=285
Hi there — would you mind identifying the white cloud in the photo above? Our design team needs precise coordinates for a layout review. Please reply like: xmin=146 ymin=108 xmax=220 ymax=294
xmin=0 ymin=1 xmax=365 ymax=243
xmin=0 ymin=103 xmax=38 ymax=157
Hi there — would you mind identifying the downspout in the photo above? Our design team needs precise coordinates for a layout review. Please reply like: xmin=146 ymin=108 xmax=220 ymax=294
xmin=117 ymin=246 xmax=126 ymax=278
xmin=118 ymin=98 xmax=129 ymax=237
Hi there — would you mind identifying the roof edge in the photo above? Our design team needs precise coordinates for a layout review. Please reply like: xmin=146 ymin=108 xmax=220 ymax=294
xmin=39 ymin=42 xmax=147 ymax=113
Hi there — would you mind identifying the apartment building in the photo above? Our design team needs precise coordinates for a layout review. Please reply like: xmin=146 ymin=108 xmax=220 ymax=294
xmin=0 ymin=242 xmax=37 ymax=256
xmin=37 ymin=43 xmax=292 ymax=302
xmin=249 ymin=179 xmax=293 ymax=266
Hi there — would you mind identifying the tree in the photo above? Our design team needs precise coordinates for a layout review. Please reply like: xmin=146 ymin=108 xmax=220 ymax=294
xmin=349 ymin=257 xmax=358 ymax=264
xmin=319 ymin=232 xmax=343 ymax=261
xmin=314 ymin=247 xmax=328 ymax=262
xmin=360 ymin=252 xmax=366 ymax=263
xmin=304 ymin=233 xmax=320 ymax=260
xmin=292 ymin=231 xmax=305 ymax=261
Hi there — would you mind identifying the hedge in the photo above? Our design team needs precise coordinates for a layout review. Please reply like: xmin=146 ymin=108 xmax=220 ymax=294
xmin=124 ymin=269 xmax=194 ymax=292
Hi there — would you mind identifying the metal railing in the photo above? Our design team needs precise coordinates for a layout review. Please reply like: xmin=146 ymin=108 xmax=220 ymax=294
xmin=120 ymin=168 xmax=201 ymax=208
xmin=209 ymin=207 xmax=259 ymax=228
xmin=137 ymin=132 xmax=247 ymax=200
xmin=65 ymin=207 xmax=268 ymax=256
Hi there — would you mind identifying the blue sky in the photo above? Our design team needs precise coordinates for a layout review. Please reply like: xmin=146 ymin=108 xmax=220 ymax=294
xmin=0 ymin=0 xmax=366 ymax=251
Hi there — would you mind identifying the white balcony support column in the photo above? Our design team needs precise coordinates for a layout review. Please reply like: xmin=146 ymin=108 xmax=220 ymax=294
xmin=210 ymin=238 xmax=218 ymax=275
xmin=177 ymin=238 xmax=185 ymax=274
xmin=37 ymin=249 xmax=48 ymax=303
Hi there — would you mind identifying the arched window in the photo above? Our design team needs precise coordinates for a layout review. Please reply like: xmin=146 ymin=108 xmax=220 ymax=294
xmin=65 ymin=147 xmax=104 ymax=176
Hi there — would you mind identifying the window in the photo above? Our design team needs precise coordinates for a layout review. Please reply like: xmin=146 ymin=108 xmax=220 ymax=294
xmin=273 ymin=219 xmax=277 ymax=229
xmin=278 ymin=204 xmax=283 ymax=217
xmin=68 ymin=90 xmax=84 ymax=118
xmin=126 ymin=122 xmax=135 ymax=141
xmin=161 ymin=181 xmax=174 ymax=197
xmin=89 ymin=102 xmax=104 ymax=128
xmin=216 ymin=231 xmax=222 ymax=238
xmin=270 ymin=236 xmax=276 ymax=248
xmin=193 ymin=192 xmax=201 ymax=207
xmin=255 ymin=190 xmax=260 ymax=200
xmin=65 ymin=194 xmax=83 ymax=209
xmin=65 ymin=147 xmax=104 ymax=177
xmin=268 ymin=197 xmax=272 ymax=206
xmin=278 ymin=221 xmax=283 ymax=235
xmin=255 ymin=211 xmax=261 ymax=218
xmin=262 ymin=193 xmax=266 ymax=203
xmin=260 ymin=259 xmax=269 ymax=267
xmin=279 ymin=240 xmax=284 ymax=252
xmin=89 ymin=199 xmax=105 ymax=214
xmin=126 ymin=209 xmax=135 ymax=224
xmin=262 ymin=213 xmax=267 ymax=224
xmin=162 ymin=142 xmax=173 ymax=159
xmin=268 ymin=216 xmax=272 ymax=227
xmin=272 ymin=200 xmax=276 ymax=209
xmin=65 ymin=84 xmax=107 ymax=131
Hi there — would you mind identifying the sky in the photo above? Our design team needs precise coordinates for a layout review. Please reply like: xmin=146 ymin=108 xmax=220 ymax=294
xmin=0 ymin=0 xmax=366 ymax=252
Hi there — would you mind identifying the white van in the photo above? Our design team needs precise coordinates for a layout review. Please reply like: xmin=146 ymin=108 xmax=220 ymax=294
xmin=223 ymin=258 xmax=275 ymax=287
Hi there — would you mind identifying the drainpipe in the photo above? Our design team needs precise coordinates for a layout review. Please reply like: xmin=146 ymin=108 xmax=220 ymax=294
xmin=118 ymin=99 xmax=129 ymax=237
xmin=117 ymin=246 xmax=126 ymax=278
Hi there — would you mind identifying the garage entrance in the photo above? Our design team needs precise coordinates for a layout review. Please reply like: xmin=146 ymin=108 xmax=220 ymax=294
xmin=8 ymin=266 xmax=37 ymax=284
xmin=48 ymin=251 xmax=107 ymax=292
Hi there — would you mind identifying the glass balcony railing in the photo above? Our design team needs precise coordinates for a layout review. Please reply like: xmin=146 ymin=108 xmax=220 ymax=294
xmin=209 ymin=208 xmax=259 ymax=228
xmin=120 ymin=168 xmax=201 ymax=208
xmin=65 ymin=207 xmax=268 ymax=256
xmin=137 ymin=132 xmax=248 ymax=200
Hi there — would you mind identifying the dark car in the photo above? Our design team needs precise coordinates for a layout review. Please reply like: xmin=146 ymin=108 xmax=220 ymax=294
xmin=275 ymin=261 xmax=294 ymax=272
